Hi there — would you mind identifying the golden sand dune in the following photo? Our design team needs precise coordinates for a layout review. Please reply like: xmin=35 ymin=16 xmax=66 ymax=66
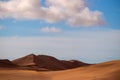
xmin=51 ymin=60 xmax=120 ymax=80
xmin=0 ymin=60 xmax=120 ymax=80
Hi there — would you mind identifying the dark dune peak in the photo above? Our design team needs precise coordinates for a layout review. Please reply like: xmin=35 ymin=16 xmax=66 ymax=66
xmin=12 ymin=54 xmax=37 ymax=66
xmin=0 ymin=59 xmax=17 ymax=67
xmin=12 ymin=54 xmax=89 ymax=70
xmin=34 ymin=55 xmax=68 ymax=70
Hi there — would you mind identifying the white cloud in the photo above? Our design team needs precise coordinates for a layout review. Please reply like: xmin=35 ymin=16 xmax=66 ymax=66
xmin=40 ymin=27 xmax=62 ymax=33
xmin=0 ymin=0 xmax=105 ymax=26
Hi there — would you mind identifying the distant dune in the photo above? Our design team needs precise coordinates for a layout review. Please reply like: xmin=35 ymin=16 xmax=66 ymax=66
xmin=0 ymin=59 xmax=17 ymax=67
xmin=12 ymin=54 xmax=89 ymax=70
xmin=0 ymin=60 xmax=120 ymax=80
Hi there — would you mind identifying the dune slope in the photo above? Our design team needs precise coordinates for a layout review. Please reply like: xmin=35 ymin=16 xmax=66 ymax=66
xmin=51 ymin=60 xmax=120 ymax=80
xmin=0 ymin=60 xmax=120 ymax=80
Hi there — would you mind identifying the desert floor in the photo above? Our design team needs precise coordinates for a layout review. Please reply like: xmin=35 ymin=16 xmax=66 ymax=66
xmin=0 ymin=60 xmax=120 ymax=80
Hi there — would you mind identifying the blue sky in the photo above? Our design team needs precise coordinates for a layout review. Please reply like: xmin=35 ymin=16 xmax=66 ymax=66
xmin=0 ymin=0 xmax=120 ymax=63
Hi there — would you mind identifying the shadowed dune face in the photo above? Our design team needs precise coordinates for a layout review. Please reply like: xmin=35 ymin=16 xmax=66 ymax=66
xmin=0 ymin=59 xmax=17 ymax=67
xmin=12 ymin=54 xmax=89 ymax=70
xmin=0 ymin=60 xmax=120 ymax=80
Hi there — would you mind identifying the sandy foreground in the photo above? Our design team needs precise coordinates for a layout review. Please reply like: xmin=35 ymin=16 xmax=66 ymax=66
xmin=0 ymin=60 xmax=120 ymax=80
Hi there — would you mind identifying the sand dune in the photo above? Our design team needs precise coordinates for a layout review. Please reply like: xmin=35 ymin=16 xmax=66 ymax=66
xmin=51 ymin=60 xmax=120 ymax=80
xmin=0 ymin=60 xmax=120 ymax=80
xmin=0 ymin=59 xmax=17 ymax=67
xmin=12 ymin=54 xmax=89 ymax=70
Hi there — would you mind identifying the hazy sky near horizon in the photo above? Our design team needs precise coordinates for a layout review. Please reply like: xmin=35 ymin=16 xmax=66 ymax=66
xmin=0 ymin=0 xmax=120 ymax=63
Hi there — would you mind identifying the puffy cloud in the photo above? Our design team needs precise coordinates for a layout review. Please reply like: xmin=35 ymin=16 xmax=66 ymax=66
xmin=67 ymin=7 xmax=104 ymax=26
xmin=0 ymin=0 xmax=105 ymax=26
xmin=0 ymin=0 xmax=43 ymax=19
xmin=40 ymin=27 xmax=62 ymax=33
